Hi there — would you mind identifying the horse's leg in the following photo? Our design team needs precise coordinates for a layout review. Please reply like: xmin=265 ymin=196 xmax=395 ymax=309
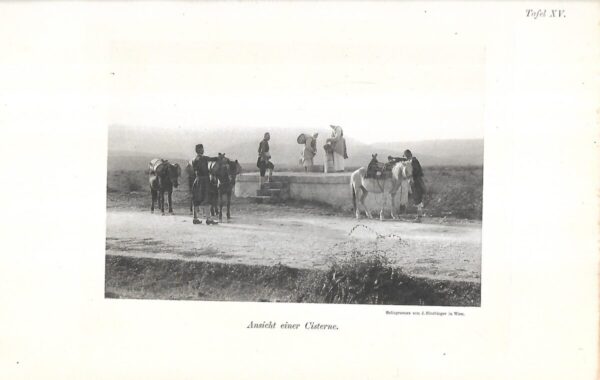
xmin=399 ymin=183 xmax=406 ymax=214
xmin=211 ymin=189 xmax=216 ymax=217
xmin=359 ymin=186 xmax=372 ymax=219
xmin=157 ymin=190 xmax=161 ymax=213
xmin=399 ymin=179 xmax=409 ymax=215
xmin=168 ymin=191 xmax=174 ymax=214
xmin=351 ymin=184 xmax=360 ymax=219
xmin=390 ymin=182 xmax=401 ymax=219
xmin=218 ymin=189 xmax=223 ymax=222
xmin=160 ymin=190 xmax=165 ymax=215
xmin=151 ymin=189 xmax=156 ymax=213
xmin=351 ymin=182 xmax=363 ymax=219
xmin=193 ymin=205 xmax=202 ymax=224
xmin=416 ymin=203 xmax=423 ymax=222
xmin=390 ymin=191 xmax=398 ymax=219
xmin=226 ymin=190 xmax=232 ymax=220
xmin=380 ymin=192 xmax=388 ymax=221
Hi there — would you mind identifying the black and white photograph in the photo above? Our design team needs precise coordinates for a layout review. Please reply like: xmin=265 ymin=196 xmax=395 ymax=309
xmin=105 ymin=25 xmax=485 ymax=305
xmin=2 ymin=2 xmax=598 ymax=379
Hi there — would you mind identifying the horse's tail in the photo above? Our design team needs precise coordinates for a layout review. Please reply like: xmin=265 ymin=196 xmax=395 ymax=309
xmin=352 ymin=184 xmax=357 ymax=215
xmin=350 ymin=178 xmax=357 ymax=215
xmin=149 ymin=175 xmax=158 ymax=191
xmin=350 ymin=168 xmax=366 ymax=215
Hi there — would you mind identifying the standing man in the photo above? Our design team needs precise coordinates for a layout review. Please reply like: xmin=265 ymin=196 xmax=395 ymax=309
xmin=327 ymin=124 xmax=348 ymax=172
xmin=257 ymin=132 xmax=274 ymax=185
xmin=191 ymin=144 xmax=219 ymax=225
xmin=389 ymin=149 xmax=426 ymax=221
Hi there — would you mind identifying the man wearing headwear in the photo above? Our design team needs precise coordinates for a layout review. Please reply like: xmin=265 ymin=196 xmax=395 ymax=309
xmin=389 ymin=149 xmax=426 ymax=221
xmin=191 ymin=144 xmax=219 ymax=225
xmin=257 ymin=132 xmax=274 ymax=185
xmin=300 ymin=132 xmax=319 ymax=172
xmin=327 ymin=125 xmax=347 ymax=172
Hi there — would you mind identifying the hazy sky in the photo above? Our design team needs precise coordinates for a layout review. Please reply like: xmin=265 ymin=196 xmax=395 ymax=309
xmin=106 ymin=3 xmax=486 ymax=144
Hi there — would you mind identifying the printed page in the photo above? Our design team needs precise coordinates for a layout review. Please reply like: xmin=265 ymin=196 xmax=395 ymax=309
xmin=0 ymin=2 xmax=597 ymax=379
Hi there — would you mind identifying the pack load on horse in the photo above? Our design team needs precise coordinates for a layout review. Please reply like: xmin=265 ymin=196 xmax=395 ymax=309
xmin=350 ymin=154 xmax=413 ymax=221
xmin=365 ymin=154 xmax=395 ymax=180
xmin=148 ymin=158 xmax=181 ymax=215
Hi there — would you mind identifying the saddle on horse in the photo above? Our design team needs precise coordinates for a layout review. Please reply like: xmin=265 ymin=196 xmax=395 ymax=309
xmin=149 ymin=158 xmax=168 ymax=175
xmin=365 ymin=155 xmax=394 ymax=180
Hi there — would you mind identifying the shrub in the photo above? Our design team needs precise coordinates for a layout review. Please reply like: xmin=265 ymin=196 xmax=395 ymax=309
xmin=319 ymin=249 xmax=405 ymax=304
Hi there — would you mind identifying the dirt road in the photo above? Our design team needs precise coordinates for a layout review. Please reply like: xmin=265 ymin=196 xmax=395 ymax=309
xmin=106 ymin=205 xmax=481 ymax=283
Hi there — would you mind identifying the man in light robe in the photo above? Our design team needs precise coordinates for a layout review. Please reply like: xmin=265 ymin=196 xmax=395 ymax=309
xmin=327 ymin=125 xmax=348 ymax=172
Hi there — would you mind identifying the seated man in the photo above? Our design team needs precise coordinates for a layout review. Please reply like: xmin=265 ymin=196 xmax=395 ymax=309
xmin=257 ymin=132 xmax=274 ymax=185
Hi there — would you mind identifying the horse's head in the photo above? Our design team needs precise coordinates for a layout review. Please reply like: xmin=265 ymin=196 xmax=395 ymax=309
xmin=216 ymin=154 xmax=243 ymax=184
xmin=400 ymin=159 xmax=413 ymax=179
xmin=370 ymin=154 xmax=379 ymax=164
xmin=390 ymin=159 xmax=413 ymax=181
xmin=167 ymin=163 xmax=181 ymax=188
xmin=209 ymin=154 xmax=229 ymax=182
xmin=228 ymin=159 xmax=242 ymax=177
xmin=226 ymin=159 xmax=242 ymax=184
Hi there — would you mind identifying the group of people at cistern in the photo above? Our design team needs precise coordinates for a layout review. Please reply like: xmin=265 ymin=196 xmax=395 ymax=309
xmin=149 ymin=124 xmax=426 ymax=225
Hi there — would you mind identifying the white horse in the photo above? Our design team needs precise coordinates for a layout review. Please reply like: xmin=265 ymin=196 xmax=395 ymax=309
xmin=350 ymin=159 xmax=413 ymax=220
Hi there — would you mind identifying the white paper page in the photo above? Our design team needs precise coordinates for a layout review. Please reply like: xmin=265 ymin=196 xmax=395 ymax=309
xmin=0 ymin=2 xmax=597 ymax=379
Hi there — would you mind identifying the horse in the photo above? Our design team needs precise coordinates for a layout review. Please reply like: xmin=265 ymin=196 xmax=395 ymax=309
xmin=208 ymin=153 xmax=242 ymax=222
xmin=350 ymin=154 xmax=413 ymax=220
xmin=149 ymin=158 xmax=181 ymax=215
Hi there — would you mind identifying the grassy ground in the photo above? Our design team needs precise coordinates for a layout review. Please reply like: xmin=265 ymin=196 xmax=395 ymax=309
xmin=423 ymin=166 xmax=483 ymax=219
xmin=106 ymin=254 xmax=480 ymax=306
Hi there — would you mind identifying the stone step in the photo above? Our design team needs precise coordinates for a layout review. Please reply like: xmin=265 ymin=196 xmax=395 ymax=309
xmin=261 ymin=181 xmax=285 ymax=189
xmin=257 ymin=188 xmax=282 ymax=197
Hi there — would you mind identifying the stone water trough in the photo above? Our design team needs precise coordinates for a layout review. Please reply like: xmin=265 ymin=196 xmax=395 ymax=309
xmin=235 ymin=171 xmax=401 ymax=212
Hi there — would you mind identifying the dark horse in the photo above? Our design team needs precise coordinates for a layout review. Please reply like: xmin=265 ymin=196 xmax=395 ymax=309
xmin=184 ymin=159 xmax=221 ymax=217
xmin=149 ymin=158 xmax=181 ymax=215
xmin=208 ymin=154 xmax=242 ymax=222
